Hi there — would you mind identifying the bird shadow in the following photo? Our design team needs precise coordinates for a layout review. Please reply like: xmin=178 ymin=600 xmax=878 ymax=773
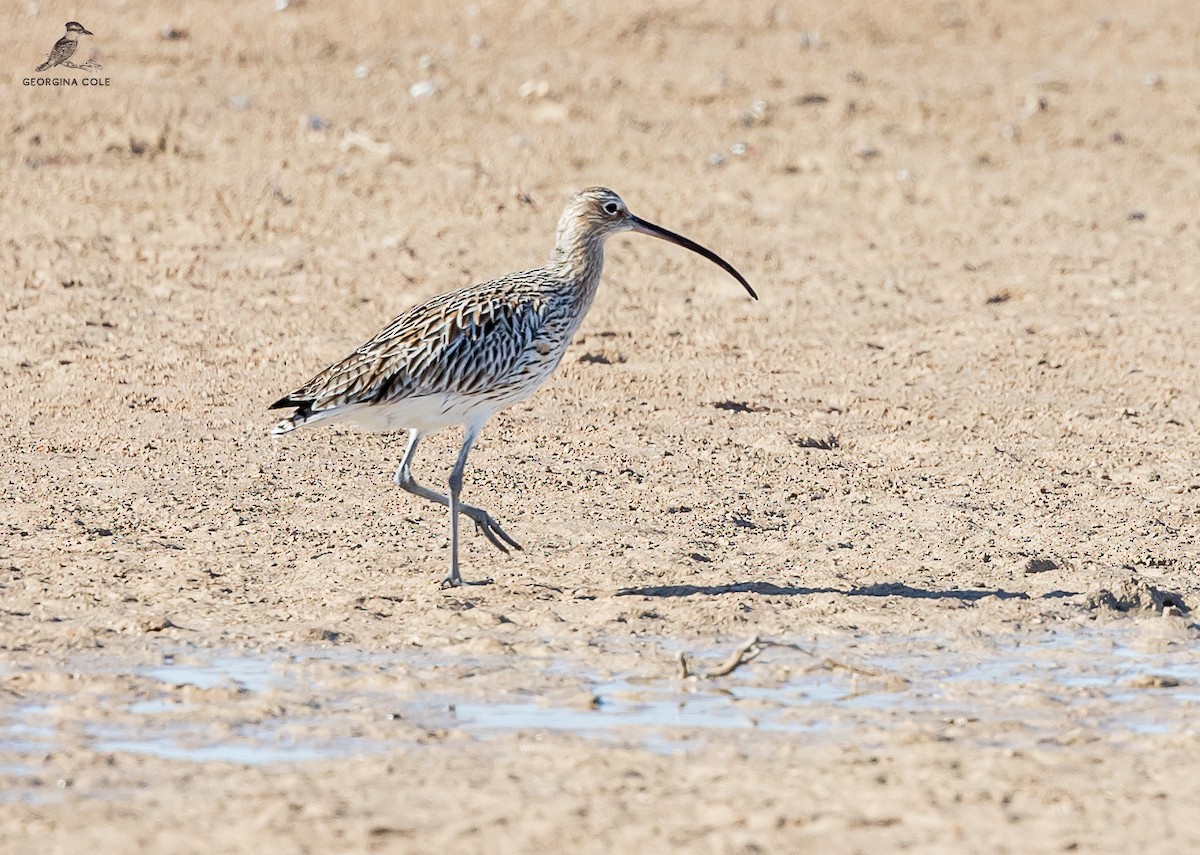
xmin=614 ymin=581 xmax=1078 ymax=601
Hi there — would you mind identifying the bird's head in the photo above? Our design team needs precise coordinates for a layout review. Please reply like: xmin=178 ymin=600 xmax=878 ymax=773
xmin=551 ymin=187 xmax=756 ymax=299
xmin=554 ymin=187 xmax=635 ymax=243
xmin=64 ymin=21 xmax=92 ymax=35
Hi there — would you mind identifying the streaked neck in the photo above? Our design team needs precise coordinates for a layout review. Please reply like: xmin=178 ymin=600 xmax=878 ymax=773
xmin=548 ymin=233 xmax=606 ymax=298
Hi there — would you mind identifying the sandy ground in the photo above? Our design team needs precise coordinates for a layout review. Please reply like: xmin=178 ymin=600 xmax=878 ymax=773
xmin=3 ymin=0 xmax=1200 ymax=851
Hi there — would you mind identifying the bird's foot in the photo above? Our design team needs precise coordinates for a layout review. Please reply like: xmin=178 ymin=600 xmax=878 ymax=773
xmin=440 ymin=573 xmax=495 ymax=589
xmin=461 ymin=507 xmax=523 ymax=554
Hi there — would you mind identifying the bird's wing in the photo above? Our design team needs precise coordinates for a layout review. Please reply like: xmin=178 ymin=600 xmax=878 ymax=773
xmin=271 ymin=273 xmax=551 ymax=415
xmin=50 ymin=36 xmax=76 ymax=61
xmin=36 ymin=36 xmax=74 ymax=70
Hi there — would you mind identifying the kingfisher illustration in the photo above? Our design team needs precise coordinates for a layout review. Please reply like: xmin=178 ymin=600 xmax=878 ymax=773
xmin=35 ymin=21 xmax=94 ymax=72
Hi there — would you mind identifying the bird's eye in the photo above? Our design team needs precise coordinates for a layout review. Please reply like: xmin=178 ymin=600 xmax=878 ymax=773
xmin=602 ymin=201 xmax=620 ymax=216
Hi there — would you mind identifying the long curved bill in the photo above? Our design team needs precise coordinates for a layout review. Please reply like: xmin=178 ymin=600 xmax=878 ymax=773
xmin=630 ymin=215 xmax=757 ymax=300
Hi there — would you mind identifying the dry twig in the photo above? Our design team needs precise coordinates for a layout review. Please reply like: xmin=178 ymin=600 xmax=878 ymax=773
xmin=678 ymin=636 xmax=814 ymax=679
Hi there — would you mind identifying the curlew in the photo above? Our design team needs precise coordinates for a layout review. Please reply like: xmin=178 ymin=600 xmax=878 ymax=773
xmin=271 ymin=187 xmax=755 ymax=587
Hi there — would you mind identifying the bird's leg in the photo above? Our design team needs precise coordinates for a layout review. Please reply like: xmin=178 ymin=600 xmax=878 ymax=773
xmin=393 ymin=429 xmax=521 ymax=554
xmin=442 ymin=421 xmax=493 ymax=588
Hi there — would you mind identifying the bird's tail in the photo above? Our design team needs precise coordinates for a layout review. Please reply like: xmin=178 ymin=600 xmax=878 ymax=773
xmin=271 ymin=418 xmax=300 ymax=437
xmin=35 ymin=60 xmax=51 ymax=72
xmin=269 ymin=395 xmax=328 ymax=437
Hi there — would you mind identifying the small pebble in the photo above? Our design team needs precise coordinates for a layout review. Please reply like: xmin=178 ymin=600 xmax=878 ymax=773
xmin=409 ymin=80 xmax=437 ymax=99
xmin=517 ymin=79 xmax=550 ymax=99
xmin=743 ymin=98 xmax=769 ymax=125
xmin=1021 ymin=95 xmax=1048 ymax=118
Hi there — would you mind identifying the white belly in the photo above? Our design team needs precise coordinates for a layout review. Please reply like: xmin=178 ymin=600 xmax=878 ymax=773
xmin=333 ymin=386 xmax=537 ymax=434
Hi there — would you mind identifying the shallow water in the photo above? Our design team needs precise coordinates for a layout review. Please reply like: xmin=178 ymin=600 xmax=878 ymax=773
xmin=1 ymin=622 xmax=1197 ymax=776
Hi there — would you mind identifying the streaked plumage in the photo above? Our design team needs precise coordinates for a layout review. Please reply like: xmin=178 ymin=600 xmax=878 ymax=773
xmin=271 ymin=187 xmax=755 ymax=586
xmin=36 ymin=22 xmax=92 ymax=72
xmin=272 ymin=275 xmax=572 ymax=434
